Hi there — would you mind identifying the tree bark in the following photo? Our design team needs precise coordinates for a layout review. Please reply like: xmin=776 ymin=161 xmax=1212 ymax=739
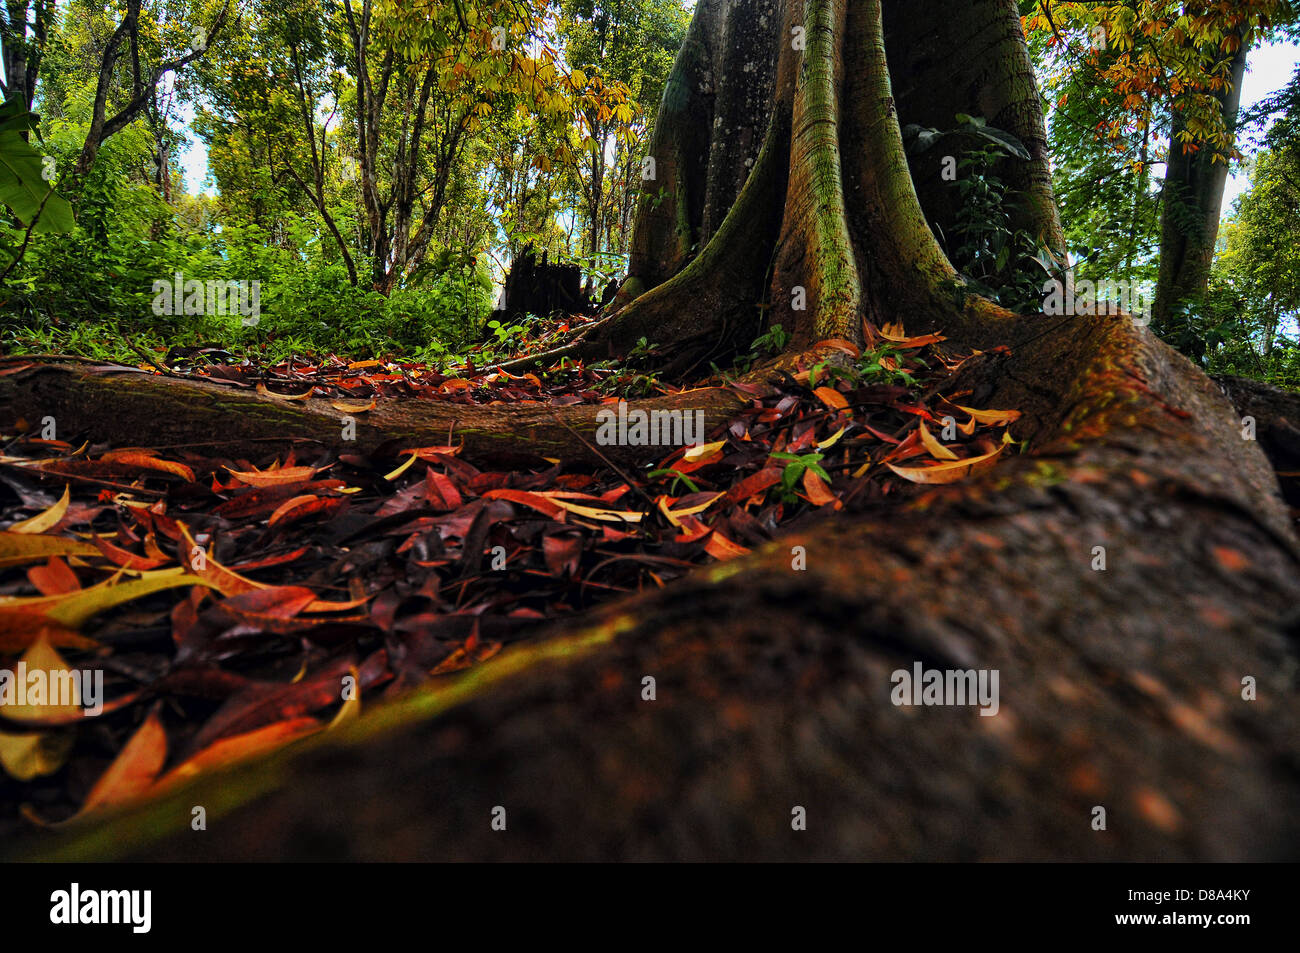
xmin=1151 ymin=35 xmax=1250 ymax=341
xmin=6 ymin=0 xmax=1300 ymax=862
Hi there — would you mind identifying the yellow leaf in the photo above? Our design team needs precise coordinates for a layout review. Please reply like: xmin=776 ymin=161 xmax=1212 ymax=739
xmin=0 ymin=730 xmax=73 ymax=781
xmin=552 ymin=499 xmax=643 ymax=523
xmin=886 ymin=435 xmax=1011 ymax=485
xmin=328 ymin=668 xmax=361 ymax=729
xmin=8 ymin=485 xmax=70 ymax=534
xmin=0 ymin=532 xmax=99 ymax=569
xmin=816 ymin=426 xmax=847 ymax=450
xmin=382 ymin=453 xmax=419 ymax=482
xmin=0 ymin=635 xmax=84 ymax=723
xmin=918 ymin=420 xmax=959 ymax=460
xmin=682 ymin=439 xmax=727 ymax=462
xmin=0 ymin=567 xmax=211 ymax=629
xmin=657 ymin=492 xmax=724 ymax=528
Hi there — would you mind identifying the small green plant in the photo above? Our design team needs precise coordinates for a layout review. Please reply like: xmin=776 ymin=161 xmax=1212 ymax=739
xmin=646 ymin=468 xmax=701 ymax=494
xmin=752 ymin=324 xmax=790 ymax=356
xmin=770 ymin=451 xmax=832 ymax=503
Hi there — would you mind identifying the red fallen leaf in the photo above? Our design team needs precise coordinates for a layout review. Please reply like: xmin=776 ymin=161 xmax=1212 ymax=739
xmin=183 ymin=659 xmax=355 ymax=755
xmin=726 ymin=467 xmax=784 ymax=505
xmin=227 ymin=547 xmax=310 ymax=572
xmin=482 ymin=488 xmax=567 ymax=520
xmin=268 ymin=495 xmax=342 ymax=528
xmin=542 ymin=532 xmax=584 ymax=577
xmin=91 ymin=534 xmax=169 ymax=570
xmin=211 ymin=480 xmax=343 ymax=520
xmin=425 ymin=469 xmax=463 ymax=510
xmin=155 ymin=717 xmax=322 ymax=792
xmin=27 ymin=557 xmax=80 ymax=595
xmin=0 ymin=616 xmax=99 ymax=653
xmin=213 ymin=586 xmax=319 ymax=624
xmin=671 ymin=514 xmax=713 ymax=543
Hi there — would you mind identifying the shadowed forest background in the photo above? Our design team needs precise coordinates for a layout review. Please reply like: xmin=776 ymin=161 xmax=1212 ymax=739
xmin=4 ymin=0 xmax=1300 ymax=378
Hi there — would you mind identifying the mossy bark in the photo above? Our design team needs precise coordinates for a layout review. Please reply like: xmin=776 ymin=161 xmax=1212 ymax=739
xmin=0 ymin=362 xmax=744 ymax=468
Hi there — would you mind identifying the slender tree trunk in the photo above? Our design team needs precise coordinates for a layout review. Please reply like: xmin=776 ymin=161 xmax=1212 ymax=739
xmin=1152 ymin=36 xmax=1250 ymax=339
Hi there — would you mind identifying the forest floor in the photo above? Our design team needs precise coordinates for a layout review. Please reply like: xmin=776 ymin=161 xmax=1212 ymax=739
xmin=0 ymin=321 xmax=1036 ymax=834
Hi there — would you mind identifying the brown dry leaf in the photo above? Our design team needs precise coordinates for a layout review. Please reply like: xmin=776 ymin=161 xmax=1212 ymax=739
xmin=256 ymin=382 xmax=315 ymax=400
xmin=330 ymin=398 xmax=376 ymax=413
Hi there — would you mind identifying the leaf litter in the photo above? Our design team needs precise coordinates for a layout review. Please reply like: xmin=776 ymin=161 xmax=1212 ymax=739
xmin=0 ymin=323 xmax=1022 ymax=831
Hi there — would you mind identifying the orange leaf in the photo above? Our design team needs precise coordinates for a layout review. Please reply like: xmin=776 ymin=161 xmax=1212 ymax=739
xmin=99 ymin=449 xmax=195 ymax=482
xmin=77 ymin=709 xmax=167 ymax=816
xmin=802 ymin=468 xmax=839 ymax=507
xmin=225 ymin=465 xmax=320 ymax=488
xmin=154 ymin=718 xmax=322 ymax=792
xmin=813 ymin=386 xmax=849 ymax=411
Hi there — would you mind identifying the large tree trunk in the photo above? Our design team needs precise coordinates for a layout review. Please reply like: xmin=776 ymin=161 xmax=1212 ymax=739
xmin=6 ymin=0 xmax=1300 ymax=862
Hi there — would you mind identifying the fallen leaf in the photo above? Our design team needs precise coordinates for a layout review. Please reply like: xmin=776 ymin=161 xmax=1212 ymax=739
xmin=76 ymin=708 xmax=167 ymax=816
xmin=8 ymin=485 xmax=70 ymax=534
xmin=886 ymin=435 xmax=1011 ymax=484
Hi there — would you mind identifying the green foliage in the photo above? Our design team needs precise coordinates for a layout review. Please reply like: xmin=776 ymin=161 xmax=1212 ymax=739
xmin=770 ymin=451 xmax=831 ymax=503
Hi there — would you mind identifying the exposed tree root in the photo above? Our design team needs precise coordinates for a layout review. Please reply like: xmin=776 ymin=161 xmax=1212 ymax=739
xmin=11 ymin=306 xmax=1300 ymax=862
xmin=0 ymin=362 xmax=746 ymax=468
